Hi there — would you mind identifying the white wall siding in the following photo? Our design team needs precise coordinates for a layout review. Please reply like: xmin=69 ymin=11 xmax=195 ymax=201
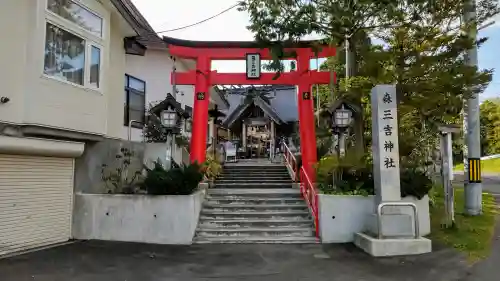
xmin=124 ymin=50 xmax=195 ymax=141
xmin=0 ymin=0 xmax=131 ymax=138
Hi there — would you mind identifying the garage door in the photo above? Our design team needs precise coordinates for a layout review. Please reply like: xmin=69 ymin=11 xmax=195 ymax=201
xmin=0 ymin=154 xmax=74 ymax=255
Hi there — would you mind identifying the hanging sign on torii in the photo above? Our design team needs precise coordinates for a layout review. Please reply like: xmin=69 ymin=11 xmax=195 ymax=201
xmin=246 ymin=53 xmax=261 ymax=79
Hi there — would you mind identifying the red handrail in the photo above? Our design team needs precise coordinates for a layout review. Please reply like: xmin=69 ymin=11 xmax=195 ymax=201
xmin=300 ymin=166 xmax=319 ymax=239
xmin=281 ymin=141 xmax=298 ymax=181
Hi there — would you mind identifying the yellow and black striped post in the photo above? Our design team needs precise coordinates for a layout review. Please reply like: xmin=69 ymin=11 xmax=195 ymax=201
xmin=468 ymin=158 xmax=482 ymax=183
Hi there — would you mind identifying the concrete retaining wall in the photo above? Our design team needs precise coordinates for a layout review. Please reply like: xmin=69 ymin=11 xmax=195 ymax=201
xmin=74 ymin=138 xmax=145 ymax=194
xmin=72 ymin=189 xmax=206 ymax=245
xmin=318 ymin=194 xmax=430 ymax=243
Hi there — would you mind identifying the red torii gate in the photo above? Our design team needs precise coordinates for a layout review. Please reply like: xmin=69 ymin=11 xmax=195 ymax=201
xmin=164 ymin=36 xmax=336 ymax=177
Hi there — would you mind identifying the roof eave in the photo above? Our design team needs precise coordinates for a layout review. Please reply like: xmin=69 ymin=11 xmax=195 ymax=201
xmin=109 ymin=0 xmax=142 ymax=36
xmin=162 ymin=36 xmax=329 ymax=49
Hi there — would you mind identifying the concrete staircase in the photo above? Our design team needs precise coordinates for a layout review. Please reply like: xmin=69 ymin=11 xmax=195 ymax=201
xmin=214 ymin=164 xmax=293 ymax=189
xmin=193 ymin=163 xmax=317 ymax=244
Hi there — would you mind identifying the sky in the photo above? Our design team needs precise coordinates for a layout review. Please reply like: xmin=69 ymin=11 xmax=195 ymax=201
xmin=131 ymin=0 xmax=500 ymax=101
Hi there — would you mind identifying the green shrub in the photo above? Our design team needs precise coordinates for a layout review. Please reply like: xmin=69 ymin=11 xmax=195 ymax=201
xmin=400 ymin=168 xmax=433 ymax=199
xmin=315 ymin=153 xmax=373 ymax=196
xmin=141 ymin=161 xmax=203 ymax=195
xmin=141 ymin=161 xmax=170 ymax=195
xmin=314 ymin=153 xmax=432 ymax=199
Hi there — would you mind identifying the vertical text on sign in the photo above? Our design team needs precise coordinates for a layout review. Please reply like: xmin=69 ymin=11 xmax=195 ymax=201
xmin=246 ymin=53 xmax=261 ymax=79
xmin=371 ymin=85 xmax=401 ymax=203
xmin=380 ymin=91 xmax=399 ymax=171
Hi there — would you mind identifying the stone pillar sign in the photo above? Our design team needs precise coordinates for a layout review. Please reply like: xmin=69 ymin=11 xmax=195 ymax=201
xmin=354 ymin=84 xmax=432 ymax=257
xmin=371 ymin=85 xmax=401 ymax=204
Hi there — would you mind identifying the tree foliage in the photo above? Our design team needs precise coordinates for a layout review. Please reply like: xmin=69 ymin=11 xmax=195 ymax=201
xmin=480 ymin=98 xmax=500 ymax=155
xmin=240 ymin=0 xmax=499 ymax=167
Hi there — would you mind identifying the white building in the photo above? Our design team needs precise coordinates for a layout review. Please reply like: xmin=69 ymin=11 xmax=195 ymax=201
xmin=0 ymin=0 xmax=225 ymax=256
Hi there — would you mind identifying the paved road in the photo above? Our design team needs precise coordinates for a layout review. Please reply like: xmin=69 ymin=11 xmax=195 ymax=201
xmin=453 ymin=173 xmax=500 ymax=194
xmin=0 ymin=174 xmax=497 ymax=280
xmin=0 ymin=241 xmax=471 ymax=281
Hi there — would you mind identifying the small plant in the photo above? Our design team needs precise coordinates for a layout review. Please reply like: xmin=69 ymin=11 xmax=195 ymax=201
xmin=140 ymin=161 xmax=170 ymax=195
xmin=101 ymin=147 xmax=142 ymax=194
xmin=203 ymin=154 xmax=222 ymax=182
xmin=174 ymin=135 xmax=190 ymax=150
xmin=315 ymin=152 xmax=374 ymax=195
xmin=166 ymin=162 xmax=205 ymax=194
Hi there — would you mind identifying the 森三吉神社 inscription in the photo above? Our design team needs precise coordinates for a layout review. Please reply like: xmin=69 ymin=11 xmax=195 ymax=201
xmin=371 ymin=85 xmax=401 ymax=203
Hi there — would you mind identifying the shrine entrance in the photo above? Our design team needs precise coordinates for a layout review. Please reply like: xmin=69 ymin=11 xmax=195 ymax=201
xmin=165 ymin=36 xmax=336 ymax=177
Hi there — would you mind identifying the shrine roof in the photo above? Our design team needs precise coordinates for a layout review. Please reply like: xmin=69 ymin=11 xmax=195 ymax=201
xmin=222 ymin=95 xmax=285 ymax=128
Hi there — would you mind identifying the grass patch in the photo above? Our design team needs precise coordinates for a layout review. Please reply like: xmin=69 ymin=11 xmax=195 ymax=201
xmin=454 ymin=158 xmax=500 ymax=173
xmin=429 ymin=187 xmax=498 ymax=263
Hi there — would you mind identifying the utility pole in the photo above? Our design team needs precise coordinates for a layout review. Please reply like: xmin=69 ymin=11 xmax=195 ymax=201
xmin=463 ymin=0 xmax=482 ymax=216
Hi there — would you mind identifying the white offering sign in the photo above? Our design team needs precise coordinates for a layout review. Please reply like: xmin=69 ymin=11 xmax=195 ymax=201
xmin=371 ymin=85 xmax=401 ymax=204
xmin=246 ymin=53 xmax=261 ymax=79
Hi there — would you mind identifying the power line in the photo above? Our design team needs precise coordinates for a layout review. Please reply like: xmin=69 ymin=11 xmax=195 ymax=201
xmin=156 ymin=3 xmax=239 ymax=34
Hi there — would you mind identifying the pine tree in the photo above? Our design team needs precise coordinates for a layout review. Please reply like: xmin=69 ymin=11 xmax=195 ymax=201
xmin=239 ymin=0 xmax=499 ymax=163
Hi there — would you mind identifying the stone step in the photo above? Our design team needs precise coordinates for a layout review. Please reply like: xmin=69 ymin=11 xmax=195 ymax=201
xmin=207 ymin=188 xmax=301 ymax=198
xmin=205 ymin=197 xmax=305 ymax=205
xmin=207 ymin=194 xmax=302 ymax=200
xmin=215 ymin=183 xmax=293 ymax=188
xmin=220 ymin=174 xmax=291 ymax=179
xmin=223 ymin=165 xmax=287 ymax=170
xmin=222 ymin=166 xmax=288 ymax=170
xmin=195 ymin=186 xmax=315 ymax=244
xmin=196 ymin=227 xmax=314 ymax=237
xmin=202 ymin=203 xmax=308 ymax=212
xmin=198 ymin=219 xmax=314 ymax=228
xmin=222 ymin=170 xmax=289 ymax=174
xmin=193 ymin=236 xmax=318 ymax=244
xmin=216 ymin=179 xmax=292 ymax=183
xmin=222 ymin=171 xmax=289 ymax=174
xmin=200 ymin=210 xmax=311 ymax=220
xmin=217 ymin=175 xmax=292 ymax=180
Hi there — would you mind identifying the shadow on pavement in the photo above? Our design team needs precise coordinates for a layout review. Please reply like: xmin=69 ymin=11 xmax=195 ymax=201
xmin=0 ymin=240 xmax=472 ymax=281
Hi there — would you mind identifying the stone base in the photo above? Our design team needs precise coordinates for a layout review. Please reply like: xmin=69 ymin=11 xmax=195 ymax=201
xmin=354 ymin=232 xmax=432 ymax=257
xmin=367 ymin=213 xmax=414 ymax=238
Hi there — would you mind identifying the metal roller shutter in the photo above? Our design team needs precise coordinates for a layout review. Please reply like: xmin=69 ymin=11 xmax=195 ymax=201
xmin=0 ymin=154 xmax=74 ymax=255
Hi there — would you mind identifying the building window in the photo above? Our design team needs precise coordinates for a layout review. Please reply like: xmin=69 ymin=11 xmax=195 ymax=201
xmin=90 ymin=46 xmax=101 ymax=87
xmin=44 ymin=23 xmax=85 ymax=85
xmin=47 ymin=0 xmax=103 ymax=37
xmin=124 ymin=75 xmax=146 ymax=128
xmin=44 ymin=0 xmax=103 ymax=89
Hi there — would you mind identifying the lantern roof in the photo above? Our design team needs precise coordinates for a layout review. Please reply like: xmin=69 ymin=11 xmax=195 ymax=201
xmin=321 ymin=98 xmax=362 ymax=117
xmin=149 ymin=93 xmax=190 ymax=119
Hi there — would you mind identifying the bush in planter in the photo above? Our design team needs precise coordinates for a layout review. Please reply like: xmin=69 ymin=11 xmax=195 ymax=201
xmin=313 ymin=149 xmax=433 ymax=199
xmin=400 ymin=168 xmax=433 ymax=200
xmin=141 ymin=161 xmax=204 ymax=195
xmin=315 ymin=153 xmax=374 ymax=196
